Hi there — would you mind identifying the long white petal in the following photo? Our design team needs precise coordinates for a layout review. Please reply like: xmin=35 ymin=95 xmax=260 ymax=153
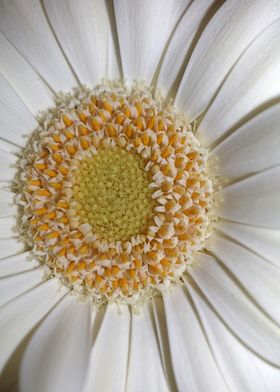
xmin=216 ymin=166 xmax=280 ymax=229
xmin=208 ymin=233 xmax=280 ymax=326
xmin=84 ymin=304 xmax=130 ymax=392
xmin=0 ymin=189 xmax=14 ymax=204
xmin=43 ymin=0 xmax=120 ymax=86
xmin=0 ymin=0 xmax=77 ymax=92
xmin=163 ymin=286 xmax=228 ymax=392
xmin=152 ymin=297 xmax=177 ymax=392
xmin=199 ymin=19 xmax=280 ymax=146
xmin=0 ymin=268 xmax=42 ymax=307
xmin=215 ymin=220 xmax=280 ymax=269
xmin=0 ymin=252 xmax=38 ymax=276
xmin=0 ymin=75 xmax=37 ymax=147
xmin=0 ymin=279 xmax=68 ymax=374
xmin=0 ymin=217 xmax=17 ymax=239
xmin=126 ymin=303 xmax=169 ymax=392
xmin=0 ymin=33 xmax=54 ymax=114
xmin=0 ymin=138 xmax=22 ymax=154
xmin=0 ymin=149 xmax=17 ymax=183
xmin=188 ymin=281 xmax=280 ymax=392
xmin=0 ymin=239 xmax=24 ymax=260
xmin=211 ymin=103 xmax=280 ymax=177
xmin=157 ymin=0 xmax=218 ymax=98
xmin=188 ymin=253 xmax=280 ymax=366
xmin=0 ymin=188 xmax=17 ymax=218
xmin=114 ymin=0 xmax=189 ymax=84
xmin=0 ymin=205 xmax=16 ymax=219
xmin=20 ymin=295 xmax=91 ymax=392
xmin=175 ymin=0 xmax=280 ymax=121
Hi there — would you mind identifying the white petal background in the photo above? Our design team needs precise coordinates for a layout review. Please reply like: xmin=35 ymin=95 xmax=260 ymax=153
xmin=0 ymin=0 xmax=280 ymax=391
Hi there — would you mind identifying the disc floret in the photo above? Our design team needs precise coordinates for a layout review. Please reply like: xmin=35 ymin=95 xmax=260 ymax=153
xmin=72 ymin=147 xmax=156 ymax=242
xmin=17 ymin=83 xmax=213 ymax=306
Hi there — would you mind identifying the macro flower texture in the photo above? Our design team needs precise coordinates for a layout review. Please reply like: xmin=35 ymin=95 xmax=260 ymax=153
xmin=1 ymin=0 xmax=280 ymax=391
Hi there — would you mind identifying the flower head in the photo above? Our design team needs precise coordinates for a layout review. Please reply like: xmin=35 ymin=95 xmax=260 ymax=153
xmin=1 ymin=1 xmax=280 ymax=391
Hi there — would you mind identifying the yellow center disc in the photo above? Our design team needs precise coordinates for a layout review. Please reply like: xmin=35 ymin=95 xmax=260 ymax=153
xmin=72 ymin=147 xmax=155 ymax=242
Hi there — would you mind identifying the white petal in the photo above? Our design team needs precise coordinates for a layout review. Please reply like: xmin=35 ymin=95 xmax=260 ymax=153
xmin=114 ymin=0 xmax=189 ymax=84
xmin=0 ymin=0 xmax=77 ymax=92
xmin=188 ymin=281 xmax=280 ymax=392
xmin=211 ymin=103 xmax=280 ymax=178
xmin=0 ymin=138 xmax=22 ymax=155
xmin=188 ymin=253 xmax=280 ymax=366
xmin=157 ymin=0 xmax=217 ymax=98
xmin=216 ymin=166 xmax=280 ymax=229
xmin=0 ymin=205 xmax=16 ymax=219
xmin=0 ymin=149 xmax=17 ymax=183
xmin=0 ymin=188 xmax=17 ymax=218
xmin=43 ymin=0 xmax=120 ymax=86
xmin=0 ymin=74 xmax=37 ymax=147
xmin=0 ymin=32 xmax=54 ymax=114
xmin=83 ymin=304 xmax=130 ymax=392
xmin=163 ymin=286 xmax=228 ymax=392
xmin=126 ymin=303 xmax=169 ymax=392
xmin=0 ymin=268 xmax=42 ymax=307
xmin=0 ymin=136 xmax=18 ymax=154
xmin=215 ymin=220 xmax=280 ymax=269
xmin=0 ymin=217 xmax=17 ymax=239
xmin=199 ymin=19 xmax=280 ymax=146
xmin=20 ymin=295 xmax=91 ymax=392
xmin=175 ymin=0 xmax=280 ymax=121
xmin=0 ymin=188 xmax=14 ymax=204
xmin=0 ymin=252 xmax=38 ymax=276
xmin=152 ymin=297 xmax=177 ymax=392
xmin=208 ymin=233 xmax=280 ymax=326
xmin=0 ymin=279 xmax=68 ymax=373
xmin=0 ymin=239 xmax=24 ymax=260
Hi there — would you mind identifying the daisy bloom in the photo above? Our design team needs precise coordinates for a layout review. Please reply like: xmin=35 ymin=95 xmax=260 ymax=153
xmin=1 ymin=0 xmax=280 ymax=391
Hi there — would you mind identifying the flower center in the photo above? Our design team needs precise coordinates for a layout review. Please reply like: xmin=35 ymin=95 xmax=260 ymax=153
xmin=72 ymin=147 xmax=155 ymax=242
xmin=17 ymin=83 xmax=213 ymax=306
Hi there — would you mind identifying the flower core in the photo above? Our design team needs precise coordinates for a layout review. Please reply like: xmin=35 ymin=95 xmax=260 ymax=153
xmin=72 ymin=147 xmax=155 ymax=242
xmin=17 ymin=83 xmax=213 ymax=306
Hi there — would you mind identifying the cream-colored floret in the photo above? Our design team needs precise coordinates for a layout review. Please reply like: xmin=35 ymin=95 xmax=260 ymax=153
xmin=16 ymin=82 xmax=213 ymax=307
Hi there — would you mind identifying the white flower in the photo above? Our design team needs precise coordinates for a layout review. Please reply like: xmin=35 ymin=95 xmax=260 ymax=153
xmin=1 ymin=1 xmax=280 ymax=391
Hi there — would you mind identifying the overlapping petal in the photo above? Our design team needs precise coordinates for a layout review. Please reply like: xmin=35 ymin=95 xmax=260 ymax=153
xmin=163 ymin=285 xmax=228 ymax=391
xmin=0 ymin=75 xmax=37 ymax=147
xmin=0 ymin=188 xmax=17 ymax=218
xmin=0 ymin=280 xmax=68 ymax=387
xmin=43 ymin=0 xmax=121 ymax=86
xmin=0 ymin=268 xmax=42 ymax=307
xmin=188 ymin=281 xmax=280 ymax=392
xmin=126 ymin=303 xmax=170 ymax=392
xmin=0 ymin=0 xmax=77 ymax=92
xmin=0 ymin=217 xmax=17 ymax=239
xmin=114 ymin=0 xmax=190 ymax=84
xmin=211 ymin=103 xmax=280 ymax=178
xmin=157 ymin=0 xmax=218 ymax=98
xmin=188 ymin=254 xmax=280 ymax=366
xmin=20 ymin=295 xmax=91 ymax=392
xmin=198 ymin=19 xmax=280 ymax=146
xmin=215 ymin=220 xmax=280 ymax=269
xmin=83 ymin=304 xmax=130 ymax=392
xmin=175 ymin=0 xmax=280 ymax=121
xmin=208 ymin=233 xmax=280 ymax=326
xmin=216 ymin=166 xmax=280 ymax=229
xmin=0 ymin=149 xmax=17 ymax=183
xmin=0 ymin=32 xmax=54 ymax=114
xmin=0 ymin=252 xmax=38 ymax=276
